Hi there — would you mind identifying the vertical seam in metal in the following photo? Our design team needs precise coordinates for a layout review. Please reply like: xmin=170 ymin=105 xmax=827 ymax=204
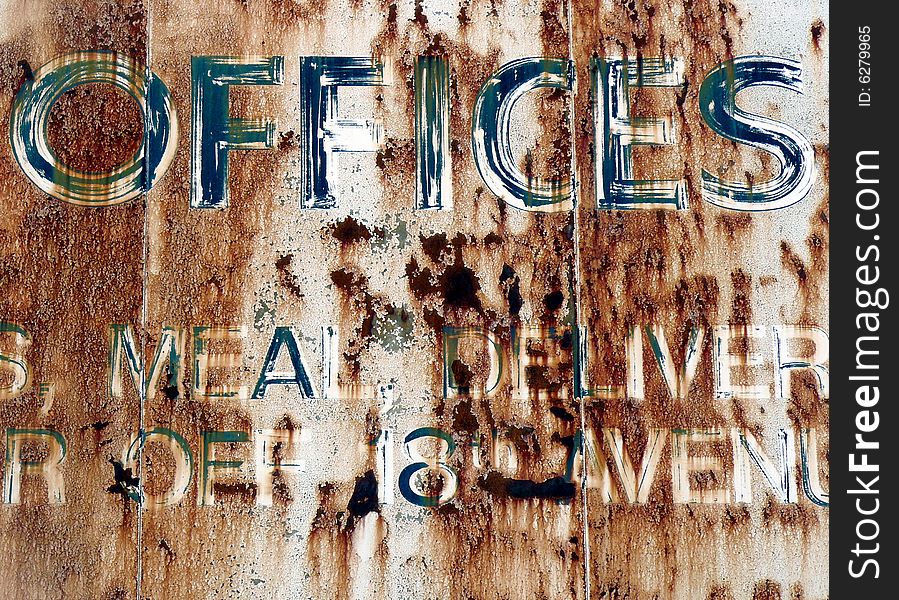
xmin=137 ymin=1 xmax=152 ymax=597
xmin=565 ymin=1 xmax=591 ymax=598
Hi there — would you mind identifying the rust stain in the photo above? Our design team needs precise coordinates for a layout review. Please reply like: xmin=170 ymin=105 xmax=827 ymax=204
xmin=753 ymin=579 xmax=783 ymax=600
xmin=809 ymin=19 xmax=825 ymax=53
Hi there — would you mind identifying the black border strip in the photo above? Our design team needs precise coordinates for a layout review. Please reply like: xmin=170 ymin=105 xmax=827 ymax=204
xmin=830 ymin=2 xmax=894 ymax=596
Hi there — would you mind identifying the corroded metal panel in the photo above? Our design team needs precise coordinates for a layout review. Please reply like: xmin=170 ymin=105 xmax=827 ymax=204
xmin=0 ymin=2 xmax=147 ymax=598
xmin=139 ymin=2 xmax=585 ymax=598
xmin=0 ymin=0 xmax=828 ymax=599
xmin=570 ymin=1 xmax=829 ymax=598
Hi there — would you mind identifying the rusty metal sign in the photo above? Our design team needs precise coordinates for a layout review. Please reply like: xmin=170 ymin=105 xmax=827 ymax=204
xmin=0 ymin=0 xmax=830 ymax=598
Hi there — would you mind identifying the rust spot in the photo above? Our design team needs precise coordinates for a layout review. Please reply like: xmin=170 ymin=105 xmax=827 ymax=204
xmin=442 ymin=260 xmax=482 ymax=310
xmin=483 ymin=232 xmax=503 ymax=246
xmin=505 ymin=424 xmax=539 ymax=454
xmin=274 ymin=414 xmax=298 ymax=432
xmin=329 ymin=268 xmax=384 ymax=378
xmin=479 ymin=471 xmax=576 ymax=500
xmin=810 ymin=19 xmax=826 ymax=52
xmin=708 ymin=586 xmax=736 ymax=600
xmin=372 ymin=1 xmax=399 ymax=50
xmin=276 ymin=254 xmax=304 ymax=298
xmin=158 ymin=539 xmax=176 ymax=562
xmin=716 ymin=213 xmax=753 ymax=242
xmin=406 ymin=258 xmax=440 ymax=298
xmin=329 ymin=216 xmax=372 ymax=244
xmin=499 ymin=264 xmax=523 ymax=316
xmin=0 ymin=33 xmax=35 ymax=95
xmin=730 ymin=398 xmax=762 ymax=438
xmin=753 ymin=580 xmax=783 ymax=600
xmin=452 ymin=398 xmax=479 ymax=433
xmin=307 ymin=480 xmax=354 ymax=599
xmin=762 ymin=496 xmax=819 ymax=531
xmin=549 ymin=405 xmax=575 ymax=422
xmin=47 ymin=0 xmax=148 ymax=57
xmin=543 ymin=289 xmax=564 ymax=312
xmin=346 ymin=470 xmax=379 ymax=526
xmin=407 ymin=234 xmax=486 ymax=316
xmin=330 ymin=268 xmax=366 ymax=293
xmin=271 ymin=470 xmax=294 ymax=505
xmin=540 ymin=1 xmax=568 ymax=55
xmin=729 ymin=269 xmax=752 ymax=325
xmin=278 ymin=130 xmax=297 ymax=150
xmin=787 ymin=370 xmax=827 ymax=428
xmin=412 ymin=0 xmax=428 ymax=29
xmin=17 ymin=59 xmax=34 ymax=81
xmin=457 ymin=0 xmax=471 ymax=28
xmin=162 ymin=379 xmax=179 ymax=400
xmin=780 ymin=241 xmax=807 ymax=284
xmin=420 ymin=232 xmax=450 ymax=262
xmin=82 ymin=420 xmax=110 ymax=432
xmin=723 ymin=505 xmax=752 ymax=531
xmin=375 ymin=137 xmax=414 ymax=175
xmin=211 ymin=481 xmax=257 ymax=503
xmin=450 ymin=359 xmax=473 ymax=392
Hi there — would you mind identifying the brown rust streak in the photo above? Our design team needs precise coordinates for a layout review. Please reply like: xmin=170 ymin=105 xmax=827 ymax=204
xmin=306 ymin=470 xmax=388 ymax=600
xmin=428 ymin=410 xmax=584 ymax=600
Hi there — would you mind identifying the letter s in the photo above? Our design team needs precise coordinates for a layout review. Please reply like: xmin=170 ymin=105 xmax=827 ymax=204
xmin=699 ymin=56 xmax=815 ymax=211
xmin=849 ymin=559 xmax=880 ymax=579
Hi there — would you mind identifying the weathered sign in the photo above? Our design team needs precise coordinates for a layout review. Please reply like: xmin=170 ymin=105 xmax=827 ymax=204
xmin=0 ymin=0 xmax=828 ymax=598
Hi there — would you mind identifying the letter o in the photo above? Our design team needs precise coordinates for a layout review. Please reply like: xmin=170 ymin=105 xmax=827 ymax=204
xmin=856 ymin=188 xmax=880 ymax=210
xmin=124 ymin=427 xmax=194 ymax=505
xmin=856 ymin=518 xmax=879 ymax=541
xmin=10 ymin=51 xmax=178 ymax=206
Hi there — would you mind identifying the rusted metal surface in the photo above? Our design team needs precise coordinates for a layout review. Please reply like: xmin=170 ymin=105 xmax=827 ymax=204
xmin=0 ymin=0 xmax=828 ymax=599
xmin=0 ymin=2 xmax=146 ymax=598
